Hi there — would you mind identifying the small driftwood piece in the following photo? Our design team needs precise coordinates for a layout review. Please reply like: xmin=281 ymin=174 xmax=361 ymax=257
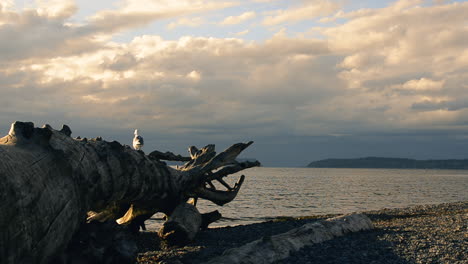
xmin=206 ymin=213 xmax=374 ymax=264
xmin=158 ymin=207 xmax=222 ymax=245
xmin=158 ymin=203 xmax=202 ymax=246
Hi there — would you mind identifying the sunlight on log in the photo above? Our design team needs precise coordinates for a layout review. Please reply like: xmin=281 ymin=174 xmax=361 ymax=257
xmin=0 ymin=121 xmax=259 ymax=263
xmin=206 ymin=213 xmax=374 ymax=264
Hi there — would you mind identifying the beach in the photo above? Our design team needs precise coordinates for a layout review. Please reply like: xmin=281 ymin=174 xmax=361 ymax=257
xmin=136 ymin=201 xmax=467 ymax=264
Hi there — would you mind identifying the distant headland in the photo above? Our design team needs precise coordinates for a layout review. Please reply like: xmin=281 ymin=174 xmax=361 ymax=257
xmin=307 ymin=157 xmax=468 ymax=169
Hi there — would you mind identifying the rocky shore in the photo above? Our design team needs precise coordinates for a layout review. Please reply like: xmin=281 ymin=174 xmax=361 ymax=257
xmin=136 ymin=202 xmax=467 ymax=264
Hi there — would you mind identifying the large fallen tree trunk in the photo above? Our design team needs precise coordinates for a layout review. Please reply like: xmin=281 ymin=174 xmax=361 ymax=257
xmin=0 ymin=121 xmax=259 ymax=264
xmin=206 ymin=213 xmax=374 ymax=264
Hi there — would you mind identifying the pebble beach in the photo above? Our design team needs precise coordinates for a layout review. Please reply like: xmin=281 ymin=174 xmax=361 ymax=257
xmin=136 ymin=201 xmax=467 ymax=264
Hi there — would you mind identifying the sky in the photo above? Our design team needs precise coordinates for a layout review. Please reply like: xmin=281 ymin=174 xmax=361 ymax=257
xmin=1 ymin=0 xmax=468 ymax=167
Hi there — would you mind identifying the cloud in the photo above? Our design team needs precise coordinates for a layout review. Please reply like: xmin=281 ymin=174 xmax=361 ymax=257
xmin=1 ymin=0 xmax=468 ymax=165
xmin=296 ymin=0 xmax=468 ymax=134
xmin=433 ymin=0 xmax=449 ymax=4
xmin=88 ymin=0 xmax=237 ymax=34
xmin=36 ymin=0 xmax=77 ymax=19
xmin=0 ymin=0 xmax=13 ymax=12
xmin=329 ymin=1 xmax=468 ymax=91
xmin=0 ymin=29 xmax=336 ymax=137
xmin=396 ymin=78 xmax=445 ymax=91
xmin=187 ymin=70 xmax=202 ymax=81
xmin=412 ymin=99 xmax=468 ymax=112
xmin=0 ymin=2 xmax=104 ymax=62
xmin=263 ymin=0 xmax=341 ymax=26
xmin=234 ymin=29 xmax=249 ymax=36
xmin=167 ymin=17 xmax=205 ymax=30
xmin=0 ymin=0 xmax=239 ymax=63
xmin=220 ymin=11 xmax=256 ymax=25
xmin=252 ymin=0 xmax=280 ymax=2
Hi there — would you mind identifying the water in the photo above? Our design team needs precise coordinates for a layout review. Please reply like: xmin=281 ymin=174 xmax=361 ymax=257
xmin=146 ymin=167 xmax=468 ymax=229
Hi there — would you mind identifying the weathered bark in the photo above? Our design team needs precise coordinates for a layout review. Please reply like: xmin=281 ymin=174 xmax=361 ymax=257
xmin=0 ymin=121 xmax=259 ymax=264
xmin=148 ymin=150 xmax=191 ymax=162
xmin=57 ymin=220 xmax=139 ymax=264
xmin=205 ymin=213 xmax=374 ymax=264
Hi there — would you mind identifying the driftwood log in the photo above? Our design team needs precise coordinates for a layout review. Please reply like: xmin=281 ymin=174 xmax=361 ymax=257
xmin=0 ymin=121 xmax=260 ymax=264
xmin=158 ymin=203 xmax=202 ymax=246
xmin=206 ymin=213 xmax=374 ymax=264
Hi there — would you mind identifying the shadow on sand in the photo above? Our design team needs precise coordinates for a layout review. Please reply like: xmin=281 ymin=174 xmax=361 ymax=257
xmin=137 ymin=216 xmax=411 ymax=264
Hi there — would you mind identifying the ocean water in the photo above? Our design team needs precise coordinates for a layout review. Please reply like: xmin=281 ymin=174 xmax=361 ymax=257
xmin=146 ymin=167 xmax=468 ymax=229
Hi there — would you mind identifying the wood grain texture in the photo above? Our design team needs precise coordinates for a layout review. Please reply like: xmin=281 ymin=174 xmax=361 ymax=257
xmin=0 ymin=121 xmax=259 ymax=263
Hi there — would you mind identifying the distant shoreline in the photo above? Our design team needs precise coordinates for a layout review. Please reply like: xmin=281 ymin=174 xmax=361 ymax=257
xmin=307 ymin=157 xmax=468 ymax=169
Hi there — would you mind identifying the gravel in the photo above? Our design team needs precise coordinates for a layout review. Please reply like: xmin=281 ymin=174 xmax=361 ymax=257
xmin=135 ymin=202 xmax=467 ymax=264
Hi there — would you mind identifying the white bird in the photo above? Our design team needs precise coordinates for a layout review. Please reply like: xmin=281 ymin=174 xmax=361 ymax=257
xmin=133 ymin=129 xmax=144 ymax=150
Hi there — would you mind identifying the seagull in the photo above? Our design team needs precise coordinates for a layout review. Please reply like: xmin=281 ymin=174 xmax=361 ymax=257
xmin=133 ymin=129 xmax=144 ymax=150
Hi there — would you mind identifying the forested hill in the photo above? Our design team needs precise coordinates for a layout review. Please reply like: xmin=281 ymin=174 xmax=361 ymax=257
xmin=307 ymin=157 xmax=468 ymax=169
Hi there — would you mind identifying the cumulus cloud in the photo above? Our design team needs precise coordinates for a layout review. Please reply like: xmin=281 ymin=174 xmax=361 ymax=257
xmin=396 ymin=78 xmax=445 ymax=91
xmin=329 ymin=1 xmax=468 ymax=94
xmin=88 ymin=0 xmax=237 ymax=33
xmin=0 ymin=0 xmax=239 ymax=62
xmin=36 ymin=0 xmax=77 ymax=19
xmin=220 ymin=11 xmax=256 ymax=25
xmin=0 ymin=28 xmax=336 ymax=137
xmin=263 ymin=0 xmax=341 ymax=25
xmin=1 ymin=0 xmax=468 ymax=164
xmin=167 ymin=17 xmax=205 ymax=30
xmin=298 ymin=0 xmax=468 ymax=133
xmin=0 ymin=2 xmax=104 ymax=63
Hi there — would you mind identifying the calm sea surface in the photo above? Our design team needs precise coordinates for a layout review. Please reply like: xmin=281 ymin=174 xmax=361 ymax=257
xmin=146 ymin=167 xmax=468 ymax=229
